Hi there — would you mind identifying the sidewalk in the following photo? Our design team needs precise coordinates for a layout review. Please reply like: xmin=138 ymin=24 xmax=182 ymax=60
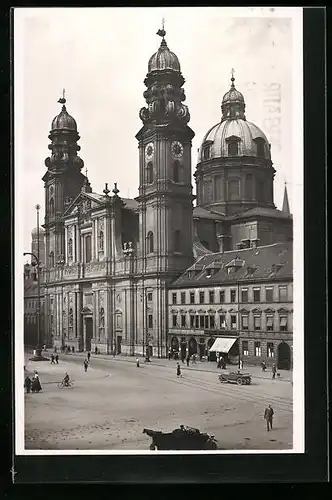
xmin=61 ymin=350 xmax=292 ymax=382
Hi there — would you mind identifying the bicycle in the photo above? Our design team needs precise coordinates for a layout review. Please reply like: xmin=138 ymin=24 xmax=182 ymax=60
xmin=57 ymin=380 xmax=74 ymax=388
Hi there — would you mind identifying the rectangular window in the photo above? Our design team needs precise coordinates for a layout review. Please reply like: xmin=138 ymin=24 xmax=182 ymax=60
xmin=190 ymin=292 xmax=195 ymax=304
xmin=204 ymin=316 xmax=209 ymax=329
xmin=195 ymin=316 xmax=199 ymax=328
xmin=199 ymin=315 xmax=205 ymax=328
xmin=199 ymin=291 xmax=205 ymax=304
xmin=254 ymin=315 xmax=261 ymax=330
xmin=241 ymin=315 xmax=248 ymax=330
xmin=253 ymin=288 xmax=261 ymax=302
xmin=190 ymin=315 xmax=195 ymax=328
xmin=220 ymin=314 xmax=226 ymax=329
xmin=209 ymin=290 xmax=215 ymax=303
xmin=181 ymin=315 xmax=186 ymax=328
xmin=254 ymin=341 xmax=262 ymax=357
xmin=219 ymin=290 xmax=225 ymax=303
xmin=231 ymin=315 xmax=237 ymax=329
xmin=241 ymin=289 xmax=248 ymax=302
xmin=181 ymin=292 xmax=186 ymax=304
xmin=148 ymin=314 xmax=153 ymax=329
xmin=209 ymin=315 xmax=215 ymax=329
xmin=280 ymin=316 xmax=288 ymax=331
xmin=267 ymin=342 xmax=275 ymax=358
xmin=172 ymin=315 xmax=177 ymax=327
xmin=265 ymin=287 xmax=273 ymax=302
xmin=172 ymin=293 xmax=177 ymax=305
xmin=85 ymin=235 xmax=92 ymax=263
xmin=147 ymin=292 xmax=153 ymax=301
xmin=279 ymin=286 xmax=288 ymax=301
xmin=230 ymin=290 xmax=236 ymax=303
xmin=266 ymin=315 xmax=274 ymax=331
xmin=242 ymin=340 xmax=249 ymax=356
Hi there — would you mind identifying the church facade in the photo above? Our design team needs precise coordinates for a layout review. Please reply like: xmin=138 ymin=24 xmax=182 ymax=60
xmin=40 ymin=28 xmax=293 ymax=363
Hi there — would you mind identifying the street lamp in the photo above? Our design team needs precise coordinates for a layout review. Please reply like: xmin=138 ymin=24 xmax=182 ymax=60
xmin=123 ymin=242 xmax=135 ymax=356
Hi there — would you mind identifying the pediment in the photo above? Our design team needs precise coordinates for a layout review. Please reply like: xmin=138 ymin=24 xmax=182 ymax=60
xmin=264 ymin=308 xmax=275 ymax=313
xmin=63 ymin=192 xmax=105 ymax=218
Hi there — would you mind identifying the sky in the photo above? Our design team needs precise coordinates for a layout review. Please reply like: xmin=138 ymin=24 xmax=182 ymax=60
xmin=15 ymin=7 xmax=302 ymax=252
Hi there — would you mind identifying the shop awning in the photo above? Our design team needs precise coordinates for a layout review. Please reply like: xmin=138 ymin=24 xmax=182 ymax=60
xmin=209 ymin=337 xmax=237 ymax=353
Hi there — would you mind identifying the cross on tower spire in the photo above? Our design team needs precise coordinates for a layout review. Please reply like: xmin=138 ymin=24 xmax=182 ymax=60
xmin=157 ymin=17 xmax=166 ymax=39
xmin=231 ymin=68 xmax=235 ymax=87
xmin=58 ymin=88 xmax=66 ymax=105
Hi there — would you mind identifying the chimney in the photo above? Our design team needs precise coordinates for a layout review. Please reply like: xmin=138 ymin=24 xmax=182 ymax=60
xmin=251 ymin=238 xmax=259 ymax=249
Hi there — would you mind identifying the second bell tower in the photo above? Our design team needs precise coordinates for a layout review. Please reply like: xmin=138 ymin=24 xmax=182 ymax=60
xmin=136 ymin=27 xmax=195 ymax=277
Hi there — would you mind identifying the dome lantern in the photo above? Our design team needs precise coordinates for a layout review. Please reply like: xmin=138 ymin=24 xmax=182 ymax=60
xmin=221 ymin=70 xmax=246 ymax=121
xmin=147 ymin=20 xmax=181 ymax=73
xmin=51 ymin=90 xmax=77 ymax=131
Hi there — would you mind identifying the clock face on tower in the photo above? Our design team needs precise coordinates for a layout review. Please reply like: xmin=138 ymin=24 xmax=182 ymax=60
xmin=171 ymin=141 xmax=184 ymax=158
xmin=145 ymin=142 xmax=154 ymax=160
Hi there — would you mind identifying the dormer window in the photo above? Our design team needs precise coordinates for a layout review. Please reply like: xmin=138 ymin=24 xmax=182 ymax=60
xmin=255 ymin=137 xmax=265 ymax=157
xmin=228 ymin=141 xmax=238 ymax=156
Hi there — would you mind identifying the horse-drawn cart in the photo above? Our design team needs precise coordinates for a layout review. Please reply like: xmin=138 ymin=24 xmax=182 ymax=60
xmin=143 ymin=426 xmax=218 ymax=450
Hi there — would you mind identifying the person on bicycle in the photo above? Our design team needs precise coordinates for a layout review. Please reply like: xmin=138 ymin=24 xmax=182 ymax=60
xmin=63 ymin=372 xmax=70 ymax=387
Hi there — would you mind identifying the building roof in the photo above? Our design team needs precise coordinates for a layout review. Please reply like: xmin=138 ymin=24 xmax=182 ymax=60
xmin=148 ymin=37 xmax=181 ymax=73
xmin=171 ymin=241 xmax=292 ymax=288
xmin=225 ymin=206 xmax=293 ymax=221
xmin=193 ymin=206 xmax=225 ymax=220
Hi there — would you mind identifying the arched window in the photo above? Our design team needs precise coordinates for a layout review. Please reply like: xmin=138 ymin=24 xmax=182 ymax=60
xmin=99 ymin=230 xmax=104 ymax=251
xmin=228 ymin=141 xmax=238 ymax=156
xmin=85 ymin=235 xmax=92 ymax=263
xmin=147 ymin=231 xmax=154 ymax=254
xmin=255 ymin=138 xmax=265 ymax=157
xmin=49 ymin=198 xmax=54 ymax=215
xmin=68 ymin=238 xmax=73 ymax=259
xmin=146 ymin=162 xmax=153 ymax=184
xmin=173 ymin=161 xmax=180 ymax=183
xmin=228 ymin=179 xmax=240 ymax=200
xmin=49 ymin=251 xmax=54 ymax=268
xmin=174 ymin=230 xmax=181 ymax=252
xmin=245 ymin=173 xmax=254 ymax=199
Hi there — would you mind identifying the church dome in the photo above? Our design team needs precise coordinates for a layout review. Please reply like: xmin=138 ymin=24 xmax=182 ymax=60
xmin=222 ymin=86 xmax=245 ymax=106
xmin=199 ymin=119 xmax=271 ymax=161
xmin=51 ymin=97 xmax=77 ymax=131
xmin=148 ymin=38 xmax=180 ymax=73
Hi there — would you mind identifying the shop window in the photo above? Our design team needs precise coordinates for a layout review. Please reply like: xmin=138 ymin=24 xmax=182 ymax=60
xmin=267 ymin=342 xmax=275 ymax=358
xmin=242 ymin=341 xmax=249 ymax=356
xmin=241 ymin=289 xmax=248 ymax=302
xmin=255 ymin=341 xmax=262 ymax=357
xmin=241 ymin=315 xmax=248 ymax=330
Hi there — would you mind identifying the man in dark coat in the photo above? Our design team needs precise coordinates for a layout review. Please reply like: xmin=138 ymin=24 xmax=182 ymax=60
xmin=264 ymin=405 xmax=274 ymax=431
xmin=87 ymin=351 xmax=91 ymax=362
xmin=84 ymin=359 xmax=89 ymax=372
xmin=186 ymin=355 xmax=190 ymax=367
xmin=272 ymin=363 xmax=277 ymax=379
xmin=24 ymin=376 xmax=32 ymax=393
xmin=55 ymin=354 xmax=59 ymax=364
xmin=50 ymin=354 xmax=55 ymax=364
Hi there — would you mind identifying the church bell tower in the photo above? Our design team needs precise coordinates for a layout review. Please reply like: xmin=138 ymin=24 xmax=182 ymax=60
xmin=136 ymin=26 xmax=195 ymax=277
xmin=42 ymin=93 xmax=86 ymax=269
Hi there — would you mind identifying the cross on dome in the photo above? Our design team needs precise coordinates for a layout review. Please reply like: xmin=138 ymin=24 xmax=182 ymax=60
xmin=58 ymin=88 xmax=66 ymax=105
xmin=156 ymin=17 xmax=166 ymax=39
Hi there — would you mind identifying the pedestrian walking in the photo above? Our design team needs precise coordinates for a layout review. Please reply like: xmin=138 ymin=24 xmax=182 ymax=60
xmin=261 ymin=360 xmax=267 ymax=372
xmin=272 ymin=363 xmax=277 ymax=379
xmin=84 ymin=359 xmax=89 ymax=372
xmin=50 ymin=354 xmax=55 ymax=364
xmin=217 ymin=357 xmax=222 ymax=369
xmin=136 ymin=357 xmax=140 ymax=368
xmin=176 ymin=363 xmax=182 ymax=377
xmin=186 ymin=355 xmax=190 ymax=367
xmin=31 ymin=371 xmax=42 ymax=393
xmin=95 ymin=346 xmax=98 ymax=355
xmin=24 ymin=376 xmax=32 ymax=394
xmin=87 ymin=351 xmax=91 ymax=362
xmin=55 ymin=354 xmax=59 ymax=364
xmin=168 ymin=349 xmax=172 ymax=361
xmin=72 ymin=345 xmax=75 ymax=353
xmin=181 ymin=353 xmax=185 ymax=364
xmin=264 ymin=404 xmax=274 ymax=431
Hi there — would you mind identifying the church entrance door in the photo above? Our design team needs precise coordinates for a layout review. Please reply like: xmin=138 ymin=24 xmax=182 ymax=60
xmin=85 ymin=318 xmax=93 ymax=352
